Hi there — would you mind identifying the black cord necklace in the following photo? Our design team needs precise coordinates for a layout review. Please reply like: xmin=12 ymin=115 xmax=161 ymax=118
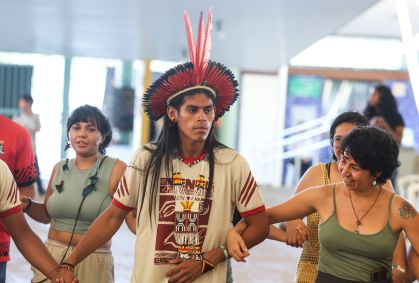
xmin=348 ymin=186 xmax=382 ymax=234
xmin=34 ymin=156 xmax=108 ymax=283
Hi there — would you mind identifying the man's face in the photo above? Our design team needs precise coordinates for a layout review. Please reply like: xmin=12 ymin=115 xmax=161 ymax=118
xmin=18 ymin=99 xmax=30 ymax=112
xmin=169 ymin=93 xmax=215 ymax=145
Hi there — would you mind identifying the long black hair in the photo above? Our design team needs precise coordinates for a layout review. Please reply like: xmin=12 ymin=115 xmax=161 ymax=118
xmin=140 ymin=89 xmax=225 ymax=221
xmin=364 ymin=84 xmax=399 ymax=120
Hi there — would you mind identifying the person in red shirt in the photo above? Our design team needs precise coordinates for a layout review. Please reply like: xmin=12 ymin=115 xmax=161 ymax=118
xmin=0 ymin=114 xmax=37 ymax=281
xmin=0 ymin=115 xmax=37 ymax=197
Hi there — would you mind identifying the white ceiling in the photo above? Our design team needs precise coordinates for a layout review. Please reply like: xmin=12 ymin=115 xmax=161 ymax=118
xmin=1 ymin=0 xmax=415 ymax=71
xmin=337 ymin=0 xmax=419 ymax=38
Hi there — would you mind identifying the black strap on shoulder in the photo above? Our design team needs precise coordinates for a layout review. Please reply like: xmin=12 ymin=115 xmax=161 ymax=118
xmin=326 ymin=162 xmax=332 ymax=181
xmin=98 ymin=155 xmax=108 ymax=170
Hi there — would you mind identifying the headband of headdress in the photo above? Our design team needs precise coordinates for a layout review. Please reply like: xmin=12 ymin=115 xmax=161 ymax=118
xmin=143 ymin=8 xmax=239 ymax=120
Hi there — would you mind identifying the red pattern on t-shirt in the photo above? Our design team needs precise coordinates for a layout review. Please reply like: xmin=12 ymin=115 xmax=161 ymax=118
xmin=116 ymin=175 xmax=129 ymax=198
xmin=154 ymin=177 xmax=213 ymax=264
xmin=6 ymin=181 xmax=18 ymax=205
xmin=239 ymin=172 xmax=258 ymax=206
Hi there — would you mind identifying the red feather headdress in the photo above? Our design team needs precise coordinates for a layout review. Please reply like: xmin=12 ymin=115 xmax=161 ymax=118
xmin=143 ymin=8 xmax=239 ymax=120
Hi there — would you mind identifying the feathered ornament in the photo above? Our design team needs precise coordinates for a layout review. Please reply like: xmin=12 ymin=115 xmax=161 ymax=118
xmin=143 ymin=8 xmax=239 ymax=121
xmin=184 ymin=8 xmax=213 ymax=84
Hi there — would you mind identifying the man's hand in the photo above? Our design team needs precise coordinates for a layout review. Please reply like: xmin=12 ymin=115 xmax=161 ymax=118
xmin=166 ymin=258 xmax=202 ymax=283
xmin=227 ymin=228 xmax=249 ymax=262
xmin=285 ymin=219 xmax=308 ymax=247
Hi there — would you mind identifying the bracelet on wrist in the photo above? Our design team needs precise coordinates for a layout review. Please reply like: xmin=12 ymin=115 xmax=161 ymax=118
xmin=61 ymin=262 xmax=75 ymax=269
xmin=200 ymin=258 xmax=215 ymax=274
xmin=219 ymin=244 xmax=229 ymax=260
xmin=23 ymin=197 xmax=32 ymax=213
xmin=58 ymin=262 xmax=75 ymax=272
xmin=392 ymin=264 xmax=406 ymax=274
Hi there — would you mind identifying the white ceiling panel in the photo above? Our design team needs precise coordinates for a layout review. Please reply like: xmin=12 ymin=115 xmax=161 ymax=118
xmin=0 ymin=0 xmax=379 ymax=70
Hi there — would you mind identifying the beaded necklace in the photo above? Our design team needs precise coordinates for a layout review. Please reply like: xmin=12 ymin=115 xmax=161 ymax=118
xmin=172 ymin=153 xmax=208 ymax=261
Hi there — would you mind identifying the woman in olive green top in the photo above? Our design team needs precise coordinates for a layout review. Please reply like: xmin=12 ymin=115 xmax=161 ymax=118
xmin=20 ymin=105 xmax=126 ymax=283
xmin=228 ymin=126 xmax=419 ymax=283
xmin=269 ymin=112 xmax=406 ymax=283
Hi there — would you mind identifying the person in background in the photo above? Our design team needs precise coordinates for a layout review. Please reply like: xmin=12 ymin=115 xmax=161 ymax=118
xmin=229 ymin=126 xmax=419 ymax=283
xmin=21 ymin=105 xmax=126 ymax=283
xmin=14 ymin=93 xmax=45 ymax=195
xmin=0 ymin=114 xmax=37 ymax=281
xmin=364 ymin=85 xmax=404 ymax=194
xmin=364 ymin=84 xmax=404 ymax=145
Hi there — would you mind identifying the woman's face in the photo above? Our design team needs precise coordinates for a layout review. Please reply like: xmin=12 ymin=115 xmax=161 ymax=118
xmin=370 ymin=89 xmax=380 ymax=107
xmin=338 ymin=151 xmax=376 ymax=191
xmin=332 ymin=122 xmax=356 ymax=161
xmin=68 ymin=121 xmax=102 ymax=157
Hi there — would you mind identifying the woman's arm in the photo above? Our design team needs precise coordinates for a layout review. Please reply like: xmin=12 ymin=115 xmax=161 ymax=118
xmin=392 ymin=196 xmax=419 ymax=282
xmin=392 ymin=233 xmax=407 ymax=283
xmin=108 ymin=160 xmax=136 ymax=235
xmin=394 ymin=198 xmax=419 ymax=255
xmin=267 ymin=186 xmax=326 ymax=225
xmin=407 ymin=247 xmax=419 ymax=281
xmin=125 ymin=210 xmax=137 ymax=234
xmin=284 ymin=165 xmax=323 ymax=247
xmin=228 ymin=187 xmax=326 ymax=262
xmin=22 ymin=163 xmax=60 ymax=224
xmin=268 ymin=225 xmax=287 ymax=242
xmin=108 ymin=159 xmax=126 ymax=196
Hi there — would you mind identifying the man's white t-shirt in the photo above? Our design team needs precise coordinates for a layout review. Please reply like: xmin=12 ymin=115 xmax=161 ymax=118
xmin=0 ymin=159 xmax=22 ymax=218
xmin=112 ymin=146 xmax=265 ymax=283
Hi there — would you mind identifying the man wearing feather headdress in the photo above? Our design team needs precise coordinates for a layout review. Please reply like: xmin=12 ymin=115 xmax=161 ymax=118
xmin=53 ymin=9 xmax=269 ymax=283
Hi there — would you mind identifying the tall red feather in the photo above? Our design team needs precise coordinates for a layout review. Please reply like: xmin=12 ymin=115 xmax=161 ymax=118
xmin=183 ymin=11 xmax=195 ymax=65
xmin=184 ymin=8 xmax=214 ymax=84
xmin=195 ymin=12 xmax=204 ymax=83
xmin=202 ymin=8 xmax=213 ymax=73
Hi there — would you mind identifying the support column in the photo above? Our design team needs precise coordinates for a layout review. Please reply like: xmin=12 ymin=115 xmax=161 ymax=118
xmin=60 ymin=57 xmax=72 ymax=159
xmin=141 ymin=60 xmax=152 ymax=145
xmin=215 ymin=68 xmax=240 ymax=149
xmin=122 ymin=60 xmax=133 ymax=88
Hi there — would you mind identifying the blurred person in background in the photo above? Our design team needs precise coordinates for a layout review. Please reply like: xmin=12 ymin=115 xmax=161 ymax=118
xmin=14 ymin=93 xmax=46 ymax=195
xmin=364 ymin=84 xmax=404 ymax=145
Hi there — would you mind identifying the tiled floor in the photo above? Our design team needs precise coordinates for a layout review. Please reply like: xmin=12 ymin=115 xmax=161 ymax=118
xmin=7 ymin=186 xmax=301 ymax=282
